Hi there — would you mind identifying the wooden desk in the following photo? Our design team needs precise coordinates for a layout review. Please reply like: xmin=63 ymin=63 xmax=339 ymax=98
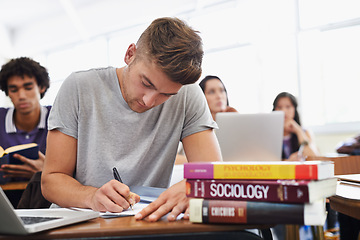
xmin=0 ymin=181 xmax=28 ymax=191
xmin=0 ymin=216 xmax=273 ymax=240
xmin=330 ymin=195 xmax=360 ymax=220
xmin=329 ymin=174 xmax=360 ymax=239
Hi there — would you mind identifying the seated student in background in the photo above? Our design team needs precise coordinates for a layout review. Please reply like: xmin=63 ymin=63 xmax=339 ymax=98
xmin=175 ymin=75 xmax=237 ymax=164
xmin=0 ymin=57 xmax=50 ymax=180
xmin=272 ymin=92 xmax=322 ymax=240
xmin=272 ymin=92 xmax=318 ymax=161
xmin=336 ymin=134 xmax=360 ymax=155
xmin=42 ymin=17 xmax=222 ymax=222
xmin=199 ymin=75 xmax=237 ymax=121
xmin=0 ymin=57 xmax=50 ymax=208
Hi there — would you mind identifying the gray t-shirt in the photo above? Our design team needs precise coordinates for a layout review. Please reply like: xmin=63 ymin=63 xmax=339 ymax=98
xmin=48 ymin=67 xmax=217 ymax=188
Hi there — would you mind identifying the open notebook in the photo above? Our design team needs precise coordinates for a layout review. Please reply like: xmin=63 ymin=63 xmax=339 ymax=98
xmin=99 ymin=186 xmax=166 ymax=218
xmin=0 ymin=187 xmax=99 ymax=235
xmin=215 ymin=112 xmax=284 ymax=162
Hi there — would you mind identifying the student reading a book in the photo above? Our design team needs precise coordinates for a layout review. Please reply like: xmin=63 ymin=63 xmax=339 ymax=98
xmin=272 ymin=92 xmax=318 ymax=161
xmin=42 ymin=17 xmax=222 ymax=222
xmin=175 ymin=75 xmax=237 ymax=164
xmin=0 ymin=57 xmax=50 ymax=180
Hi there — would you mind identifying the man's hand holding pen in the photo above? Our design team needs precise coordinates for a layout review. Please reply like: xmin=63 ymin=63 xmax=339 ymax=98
xmin=89 ymin=179 xmax=140 ymax=213
xmin=113 ymin=167 xmax=136 ymax=210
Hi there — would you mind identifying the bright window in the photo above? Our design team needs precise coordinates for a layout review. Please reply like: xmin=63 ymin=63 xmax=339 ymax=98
xmin=299 ymin=26 xmax=360 ymax=126
xmin=0 ymin=0 xmax=359 ymax=134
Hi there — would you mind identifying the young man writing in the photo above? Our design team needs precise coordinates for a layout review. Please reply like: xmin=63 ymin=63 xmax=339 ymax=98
xmin=0 ymin=57 xmax=50 ymax=181
xmin=42 ymin=17 xmax=222 ymax=222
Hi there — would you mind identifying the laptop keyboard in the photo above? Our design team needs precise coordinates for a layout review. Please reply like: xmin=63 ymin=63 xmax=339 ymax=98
xmin=20 ymin=216 xmax=62 ymax=225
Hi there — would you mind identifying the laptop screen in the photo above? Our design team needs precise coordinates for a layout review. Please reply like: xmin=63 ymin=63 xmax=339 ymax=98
xmin=215 ymin=112 xmax=284 ymax=162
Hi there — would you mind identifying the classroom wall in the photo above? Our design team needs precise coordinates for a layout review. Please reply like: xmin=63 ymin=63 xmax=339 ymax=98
xmin=0 ymin=92 xmax=12 ymax=108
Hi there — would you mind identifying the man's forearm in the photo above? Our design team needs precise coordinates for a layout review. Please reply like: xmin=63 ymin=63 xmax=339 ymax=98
xmin=42 ymin=172 xmax=97 ymax=209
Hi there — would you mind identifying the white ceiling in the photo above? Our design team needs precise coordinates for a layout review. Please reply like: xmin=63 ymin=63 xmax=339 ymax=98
xmin=0 ymin=0 xmax=223 ymax=58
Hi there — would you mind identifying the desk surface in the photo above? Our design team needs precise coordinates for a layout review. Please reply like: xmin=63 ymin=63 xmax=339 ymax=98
xmin=0 ymin=216 xmax=272 ymax=240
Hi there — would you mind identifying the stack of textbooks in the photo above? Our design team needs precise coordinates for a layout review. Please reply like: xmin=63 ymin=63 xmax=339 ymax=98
xmin=184 ymin=161 xmax=337 ymax=225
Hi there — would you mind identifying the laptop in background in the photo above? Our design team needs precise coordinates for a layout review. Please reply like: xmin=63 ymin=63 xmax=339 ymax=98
xmin=215 ymin=111 xmax=284 ymax=162
xmin=0 ymin=187 xmax=99 ymax=235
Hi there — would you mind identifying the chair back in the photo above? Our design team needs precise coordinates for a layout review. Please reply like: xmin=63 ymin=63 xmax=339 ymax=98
xmin=17 ymin=171 xmax=51 ymax=209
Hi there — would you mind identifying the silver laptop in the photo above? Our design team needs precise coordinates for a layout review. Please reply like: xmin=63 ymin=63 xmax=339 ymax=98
xmin=215 ymin=112 xmax=284 ymax=162
xmin=0 ymin=187 xmax=99 ymax=235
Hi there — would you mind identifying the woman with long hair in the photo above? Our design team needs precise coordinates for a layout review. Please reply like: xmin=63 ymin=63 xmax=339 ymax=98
xmin=199 ymin=75 xmax=237 ymax=120
xmin=272 ymin=92 xmax=318 ymax=160
xmin=175 ymin=75 xmax=237 ymax=164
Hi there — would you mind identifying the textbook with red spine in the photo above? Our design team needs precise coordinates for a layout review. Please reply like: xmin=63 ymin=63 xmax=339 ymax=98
xmin=186 ymin=178 xmax=337 ymax=203
xmin=184 ymin=161 xmax=334 ymax=180
xmin=189 ymin=198 xmax=327 ymax=225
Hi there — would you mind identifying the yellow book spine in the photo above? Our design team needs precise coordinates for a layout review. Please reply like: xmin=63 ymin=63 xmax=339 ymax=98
xmin=213 ymin=164 xmax=296 ymax=179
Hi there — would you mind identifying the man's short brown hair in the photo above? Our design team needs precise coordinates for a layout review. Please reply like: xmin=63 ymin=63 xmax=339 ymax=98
xmin=136 ymin=17 xmax=203 ymax=85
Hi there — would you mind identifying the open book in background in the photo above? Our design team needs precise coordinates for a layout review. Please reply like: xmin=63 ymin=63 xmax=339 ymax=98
xmin=0 ymin=143 xmax=39 ymax=184
xmin=0 ymin=143 xmax=39 ymax=165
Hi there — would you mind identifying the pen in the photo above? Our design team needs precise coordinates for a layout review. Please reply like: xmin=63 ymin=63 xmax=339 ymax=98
xmin=297 ymin=141 xmax=308 ymax=162
xmin=112 ymin=167 xmax=133 ymax=210
xmin=112 ymin=167 xmax=123 ymax=183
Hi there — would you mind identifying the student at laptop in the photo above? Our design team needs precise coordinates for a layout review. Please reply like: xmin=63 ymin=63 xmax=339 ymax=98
xmin=42 ymin=17 xmax=222 ymax=222
xmin=0 ymin=57 xmax=50 ymax=181
xmin=199 ymin=75 xmax=237 ymax=121
xmin=175 ymin=75 xmax=237 ymax=164
xmin=272 ymin=92 xmax=318 ymax=161
xmin=272 ymin=92 xmax=320 ymax=240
